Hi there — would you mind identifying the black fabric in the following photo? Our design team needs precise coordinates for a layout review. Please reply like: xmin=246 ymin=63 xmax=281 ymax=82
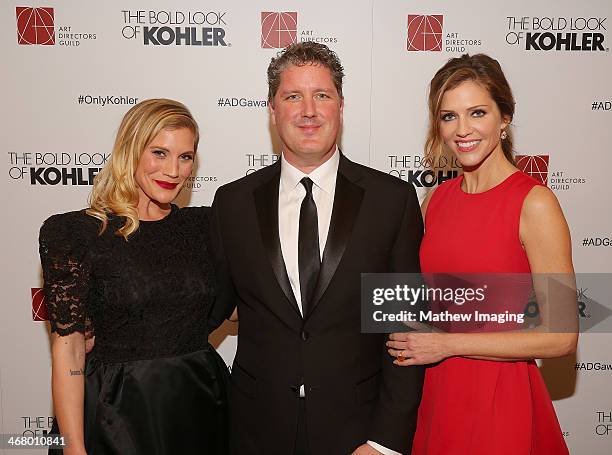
xmin=298 ymin=177 xmax=320 ymax=316
xmin=254 ymin=173 xmax=300 ymax=316
xmin=211 ymin=154 xmax=425 ymax=455
xmin=49 ymin=348 xmax=229 ymax=455
xmin=40 ymin=206 xmax=231 ymax=455
xmin=293 ymin=398 xmax=310 ymax=455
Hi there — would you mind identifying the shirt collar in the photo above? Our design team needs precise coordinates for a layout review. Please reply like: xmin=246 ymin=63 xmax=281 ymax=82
xmin=280 ymin=147 xmax=339 ymax=195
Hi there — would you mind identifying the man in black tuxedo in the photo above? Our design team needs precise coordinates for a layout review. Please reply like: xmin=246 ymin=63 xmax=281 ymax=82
xmin=210 ymin=42 xmax=424 ymax=455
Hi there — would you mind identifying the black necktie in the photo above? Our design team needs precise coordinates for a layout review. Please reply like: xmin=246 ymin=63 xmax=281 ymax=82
xmin=298 ymin=177 xmax=320 ymax=316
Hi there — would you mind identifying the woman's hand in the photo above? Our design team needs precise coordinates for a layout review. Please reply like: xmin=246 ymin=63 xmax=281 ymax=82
xmin=386 ymin=332 xmax=453 ymax=366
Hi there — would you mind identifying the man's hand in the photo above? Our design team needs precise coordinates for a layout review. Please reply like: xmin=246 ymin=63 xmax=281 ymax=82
xmin=352 ymin=443 xmax=383 ymax=455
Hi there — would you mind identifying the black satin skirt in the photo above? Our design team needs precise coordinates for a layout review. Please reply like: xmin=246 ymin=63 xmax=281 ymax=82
xmin=50 ymin=345 xmax=229 ymax=455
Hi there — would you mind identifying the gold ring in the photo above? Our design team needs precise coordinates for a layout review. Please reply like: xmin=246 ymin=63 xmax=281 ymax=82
xmin=397 ymin=351 xmax=405 ymax=362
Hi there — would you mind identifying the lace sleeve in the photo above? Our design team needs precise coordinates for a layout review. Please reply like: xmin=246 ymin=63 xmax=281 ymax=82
xmin=39 ymin=212 xmax=94 ymax=338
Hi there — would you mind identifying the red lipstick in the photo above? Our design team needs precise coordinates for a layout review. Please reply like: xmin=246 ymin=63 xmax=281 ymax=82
xmin=154 ymin=180 xmax=178 ymax=190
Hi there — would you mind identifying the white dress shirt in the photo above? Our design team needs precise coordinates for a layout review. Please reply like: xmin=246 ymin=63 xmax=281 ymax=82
xmin=278 ymin=150 xmax=338 ymax=315
xmin=277 ymin=150 xmax=400 ymax=455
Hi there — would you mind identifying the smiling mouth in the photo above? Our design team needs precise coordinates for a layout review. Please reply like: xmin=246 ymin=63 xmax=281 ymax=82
xmin=154 ymin=180 xmax=179 ymax=190
xmin=456 ymin=140 xmax=481 ymax=152
xmin=298 ymin=124 xmax=321 ymax=133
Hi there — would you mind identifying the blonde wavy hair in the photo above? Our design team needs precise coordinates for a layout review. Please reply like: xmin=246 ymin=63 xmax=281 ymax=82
xmin=86 ymin=98 xmax=199 ymax=240
xmin=425 ymin=54 xmax=516 ymax=170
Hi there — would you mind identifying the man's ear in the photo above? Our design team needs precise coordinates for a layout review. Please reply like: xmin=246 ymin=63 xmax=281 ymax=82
xmin=269 ymin=100 xmax=276 ymax=126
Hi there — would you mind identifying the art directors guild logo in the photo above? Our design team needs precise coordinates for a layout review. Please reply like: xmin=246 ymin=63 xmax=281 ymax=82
xmin=515 ymin=155 xmax=549 ymax=185
xmin=260 ymin=12 xmax=338 ymax=49
xmin=261 ymin=12 xmax=297 ymax=48
xmin=16 ymin=7 xmax=54 ymax=44
xmin=16 ymin=6 xmax=97 ymax=47
xmin=31 ymin=288 xmax=48 ymax=321
xmin=407 ymin=15 xmax=443 ymax=51
xmin=121 ymin=10 xmax=229 ymax=46
xmin=506 ymin=16 xmax=609 ymax=51
xmin=7 ymin=151 xmax=108 ymax=185
xmin=407 ymin=14 xmax=483 ymax=53
xmin=515 ymin=154 xmax=586 ymax=191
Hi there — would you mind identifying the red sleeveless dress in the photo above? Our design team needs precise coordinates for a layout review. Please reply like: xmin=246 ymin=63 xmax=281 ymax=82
xmin=412 ymin=171 xmax=568 ymax=455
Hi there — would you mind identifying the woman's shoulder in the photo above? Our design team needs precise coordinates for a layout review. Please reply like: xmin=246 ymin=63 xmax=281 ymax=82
xmin=521 ymin=183 xmax=559 ymax=214
xmin=42 ymin=209 xmax=99 ymax=230
xmin=40 ymin=209 xmax=100 ymax=245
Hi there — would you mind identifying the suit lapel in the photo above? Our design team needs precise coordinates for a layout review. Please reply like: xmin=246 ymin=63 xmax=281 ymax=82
xmin=306 ymin=155 xmax=364 ymax=318
xmin=253 ymin=164 xmax=302 ymax=318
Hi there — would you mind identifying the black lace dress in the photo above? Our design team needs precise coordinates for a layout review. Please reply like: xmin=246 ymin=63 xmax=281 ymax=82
xmin=39 ymin=205 xmax=229 ymax=455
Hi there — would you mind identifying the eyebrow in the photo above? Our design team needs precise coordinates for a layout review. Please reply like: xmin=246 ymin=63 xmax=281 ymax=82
xmin=279 ymin=87 xmax=335 ymax=95
xmin=148 ymin=146 xmax=195 ymax=154
xmin=440 ymin=104 xmax=490 ymax=112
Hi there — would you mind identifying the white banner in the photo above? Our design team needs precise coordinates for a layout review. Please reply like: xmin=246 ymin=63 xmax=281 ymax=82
xmin=1 ymin=1 xmax=611 ymax=453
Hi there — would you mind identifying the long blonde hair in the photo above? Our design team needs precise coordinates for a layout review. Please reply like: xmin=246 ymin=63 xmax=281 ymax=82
xmin=87 ymin=99 xmax=199 ymax=239
xmin=425 ymin=54 xmax=515 ymax=169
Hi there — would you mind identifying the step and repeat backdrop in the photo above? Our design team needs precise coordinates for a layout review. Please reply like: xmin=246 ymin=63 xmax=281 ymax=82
xmin=1 ymin=1 xmax=611 ymax=453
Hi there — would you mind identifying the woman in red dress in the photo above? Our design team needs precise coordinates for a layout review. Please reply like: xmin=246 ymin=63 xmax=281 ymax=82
xmin=387 ymin=54 xmax=577 ymax=454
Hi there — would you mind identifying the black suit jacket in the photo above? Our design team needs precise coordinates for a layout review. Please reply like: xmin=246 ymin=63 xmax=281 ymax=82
xmin=210 ymin=154 xmax=424 ymax=454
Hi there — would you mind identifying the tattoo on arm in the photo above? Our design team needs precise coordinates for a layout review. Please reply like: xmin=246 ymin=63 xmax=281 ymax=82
xmin=69 ymin=368 xmax=84 ymax=376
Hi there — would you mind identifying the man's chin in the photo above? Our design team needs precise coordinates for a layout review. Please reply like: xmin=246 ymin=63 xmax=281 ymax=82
xmin=297 ymin=140 xmax=336 ymax=154
xmin=299 ymin=148 xmax=335 ymax=160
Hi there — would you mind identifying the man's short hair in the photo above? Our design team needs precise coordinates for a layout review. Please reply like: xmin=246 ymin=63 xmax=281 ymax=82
xmin=267 ymin=42 xmax=345 ymax=101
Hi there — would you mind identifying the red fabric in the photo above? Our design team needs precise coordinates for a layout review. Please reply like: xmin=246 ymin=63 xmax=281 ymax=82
xmin=412 ymin=171 xmax=569 ymax=454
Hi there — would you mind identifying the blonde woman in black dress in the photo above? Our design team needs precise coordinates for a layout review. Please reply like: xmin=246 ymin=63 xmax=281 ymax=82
xmin=40 ymin=99 xmax=230 ymax=455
